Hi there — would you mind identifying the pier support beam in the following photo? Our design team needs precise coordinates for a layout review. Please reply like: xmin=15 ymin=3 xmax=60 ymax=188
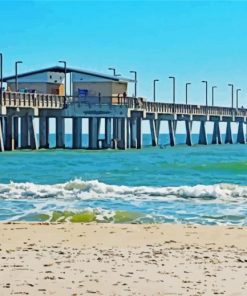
xmin=5 ymin=116 xmax=14 ymax=151
xmin=0 ymin=118 xmax=5 ymax=152
xmin=212 ymin=121 xmax=222 ymax=144
xmin=72 ymin=117 xmax=82 ymax=149
xmin=56 ymin=117 xmax=65 ymax=148
xmin=113 ymin=118 xmax=118 ymax=140
xmin=168 ymin=120 xmax=176 ymax=146
xmin=117 ymin=118 xmax=122 ymax=143
xmin=88 ymin=117 xmax=98 ymax=149
xmin=127 ymin=119 xmax=130 ymax=148
xmin=118 ymin=118 xmax=127 ymax=150
xmin=39 ymin=117 xmax=49 ymax=149
xmin=97 ymin=118 xmax=101 ymax=140
xmin=28 ymin=116 xmax=38 ymax=150
xmin=112 ymin=118 xmax=119 ymax=149
xmin=136 ymin=117 xmax=142 ymax=149
xmin=13 ymin=117 xmax=19 ymax=149
xmin=225 ymin=122 xmax=233 ymax=144
xmin=246 ymin=123 xmax=247 ymax=143
xmin=149 ymin=119 xmax=157 ymax=146
xmin=237 ymin=121 xmax=245 ymax=144
xmin=198 ymin=121 xmax=208 ymax=145
xmin=104 ymin=118 xmax=111 ymax=148
xmin=185 ymin=121 xmax=193 ymax=146
xmin=155 ymin=120 xmax=161 ymax=145
xmin=21 ymin=116 xmax=29 ymax=149
xmin=130 ymin=118 xmax=137 ymax=148
xmin=3 ymin=117 xmax=7 ymax=148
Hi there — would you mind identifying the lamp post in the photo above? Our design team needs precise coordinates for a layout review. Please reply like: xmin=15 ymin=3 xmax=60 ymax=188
xmin=153 ymin=79 xmax=159 ymax=102
xmin=228 ymin=84 xmax=234 ymax=109
xmin=58 ymin=60 xmax=67 ymax=96
xmin=108 ymin=67 xmax=116 ymax=76
xmin=185 ymin=82 xmax=191 ymax=105
xmin=212 ymin=86 xmax=217 ymax=106
xmin=130 ymin=70 xmax=137 ymax=97
xmin=0 ymin=53 xmax=3 ymax=103
xmin=236 ymin=88 xmax=241 ymax=109
xmin=169 ymin=76 xmax=176 ymax=104
xmin=108 ymin=67 xmax=121 ymax=77
xmin=15 ymin=60 xmax=23 ymax=92
xmin=201 ymin=80 xmax=208 ymax=107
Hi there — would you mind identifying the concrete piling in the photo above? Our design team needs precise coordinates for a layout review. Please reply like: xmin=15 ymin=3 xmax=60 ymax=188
xmin=185 ymin=121 xmax=193 ymax=146
xmin=5 ymin=116 xmax=14 ymax=151
xmin=104 ymin=118 xmax=111 ymax=148
xmin=113 ymin=118 xmax=118 ymax=141
xmin=56 ymin=117 xmax=65 ymax=148
xmin=0 ymin=118 xmax=5 ymax=152
xmin=237 ymin=121 xmax=245 ymax=144
xmin=28 ymin=116 xmax=38 ymax=150
xmin=88 ymin=117 xmax=98 ymax=149
xmin=212 ymin=121 xmax=222 ymax=144
xmin=198 ymin=121 xmax=208 ymax=145
xmin=127 ymin=119 xmax=130 ymax=148
xmin=130 ymin=117 xmax=137 ymax=148
xmin=3 ymin=117 xmax=7 ymax=148
xmin=39 ymin=117 xmax=49 ymax=148
xmin=72 ymin=117 xmax=82 ymax=149
xmin=168 ymin=120 xmax=176 ymax=146
xmin=117 ymin=118 xmax=122 ymax=144
xmin=136 ymin=117 xmax=142 ymax=149
xmin=118 ymin=118 xmax=127 ymax=150
xmin=150 ymin=119 xmax=157 ymax=146
xmin=225 ymin=121 xmax=233 ymax=144
xmin=13 ymin=117 xmax=19 ymax=149
xmin=155 ymin=120 xmax=160 ymax=145
xmin=97 ymin=118 xmax=101 ymax=141
xmin=21 ymin=116 xmax=29 ymax=149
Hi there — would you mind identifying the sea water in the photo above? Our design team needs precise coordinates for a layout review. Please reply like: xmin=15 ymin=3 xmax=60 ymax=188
xmin=1 ymin=133 xmax=247 ymax=225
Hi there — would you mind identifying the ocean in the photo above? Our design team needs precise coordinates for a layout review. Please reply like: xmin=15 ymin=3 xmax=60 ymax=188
xmin=1 ymin=133 xmax=247 ymax=225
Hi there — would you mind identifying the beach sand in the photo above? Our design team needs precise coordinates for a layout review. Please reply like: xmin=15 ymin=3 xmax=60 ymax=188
xmin=0 ymin=223 xmax=247 ymax=296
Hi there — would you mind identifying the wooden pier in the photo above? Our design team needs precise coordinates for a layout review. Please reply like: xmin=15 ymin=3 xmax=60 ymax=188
xmin=0 ymin=91 xmax=247 ymax=152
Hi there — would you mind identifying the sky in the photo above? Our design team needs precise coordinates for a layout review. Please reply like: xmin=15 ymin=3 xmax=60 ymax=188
xmin=1 ymin=0 xmax=247 ymax=133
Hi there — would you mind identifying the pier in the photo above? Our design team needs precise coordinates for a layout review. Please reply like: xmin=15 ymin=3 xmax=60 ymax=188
xmin=1 ymin=91 xmax=247 ymax=152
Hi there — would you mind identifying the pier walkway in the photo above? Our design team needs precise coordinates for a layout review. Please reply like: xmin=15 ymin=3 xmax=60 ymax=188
xmin=0 ymin=91 xmax=246 ymax=151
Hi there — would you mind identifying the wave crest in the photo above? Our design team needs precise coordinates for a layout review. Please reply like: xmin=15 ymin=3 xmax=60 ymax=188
xmin=0 ymin=179 xmax=247 ymax=202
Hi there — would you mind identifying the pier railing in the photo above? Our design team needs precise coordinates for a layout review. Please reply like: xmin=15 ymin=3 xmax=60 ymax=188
xmin=66 ymin=95 xmax=125 ymax=105
xmin=125 ymin=98 xmax=247 ymax=117
xmin=0 ymin=91 xmax=65 ymax=109
xmin=1 ymin=91 xmax=247 ymax=117
xmin=66 ymin=95 xmax=247 ymax=117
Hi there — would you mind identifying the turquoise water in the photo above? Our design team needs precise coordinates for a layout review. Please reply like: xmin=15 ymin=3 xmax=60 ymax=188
xmin=1 ymin=134 xmax=247 ymax=224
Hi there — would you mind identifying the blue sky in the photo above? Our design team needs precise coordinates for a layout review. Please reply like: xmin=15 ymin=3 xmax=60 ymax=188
xmin=1 ymin=0 xmax=247 ymax=133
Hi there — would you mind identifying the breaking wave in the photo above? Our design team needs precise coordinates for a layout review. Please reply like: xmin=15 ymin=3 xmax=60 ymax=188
xmin=0 ymin=179 xmax=247 ymax=203
xmin=1 ymin=180 xmax=247 ymax=224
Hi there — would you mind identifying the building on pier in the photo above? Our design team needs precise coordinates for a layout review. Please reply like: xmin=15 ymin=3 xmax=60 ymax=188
xmin=3 ymin=66 xmax=133 ymax=99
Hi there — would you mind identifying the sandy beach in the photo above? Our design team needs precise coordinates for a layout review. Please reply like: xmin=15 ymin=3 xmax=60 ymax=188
xmin=0 ymin=223 xmax=247 ymax=296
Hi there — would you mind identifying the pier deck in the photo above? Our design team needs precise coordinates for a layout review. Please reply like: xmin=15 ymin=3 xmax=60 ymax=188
xmin=0 ymin=91 xmax=246 ymax=151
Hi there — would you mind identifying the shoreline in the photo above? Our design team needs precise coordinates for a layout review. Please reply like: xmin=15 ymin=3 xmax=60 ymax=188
xmin=1 ymin=222 xmax=247 ymax=295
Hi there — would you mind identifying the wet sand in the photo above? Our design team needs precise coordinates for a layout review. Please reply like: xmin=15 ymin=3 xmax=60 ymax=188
xmin=0 ymin=222 xmax=247 ymax=296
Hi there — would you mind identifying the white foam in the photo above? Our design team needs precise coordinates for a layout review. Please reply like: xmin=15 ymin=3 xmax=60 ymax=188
xmin=0 ymin=179 xmax=247 ymax=203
